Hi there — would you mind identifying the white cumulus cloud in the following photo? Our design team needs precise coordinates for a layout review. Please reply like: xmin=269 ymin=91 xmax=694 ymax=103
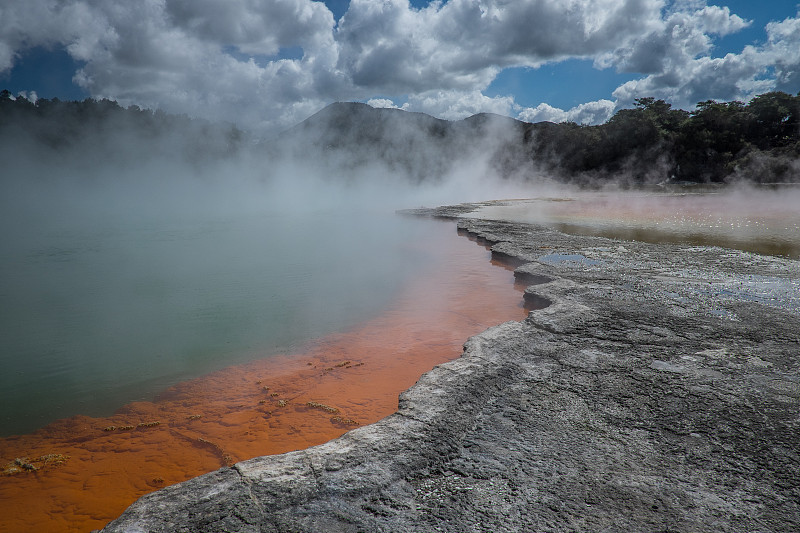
xmin=367 ymin=98 xmax=405 ymax=109
xmin=607 ymin=5 xmax=799 ymax=108
xmin=1 ymin=1 xmax=799 ymax=132
xmin=336 ymin=0 xmax=664 ymax=94
xmin=518 ymin=100 xmax=616 ymax=125
xmin=404 ymin=90 xmax=517 ymax=120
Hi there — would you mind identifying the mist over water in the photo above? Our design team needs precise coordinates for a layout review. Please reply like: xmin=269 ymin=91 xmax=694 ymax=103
xmin=1 ymin=204 xmax=441 ymax=435
xmin=0 ymin=103 xmax=550 ymax=437
xmin=2 ymin=102 xmax=797 ymax=439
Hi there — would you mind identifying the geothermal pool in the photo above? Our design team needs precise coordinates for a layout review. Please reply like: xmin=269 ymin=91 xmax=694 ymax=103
xmin=1 ymin=187 xmax=798 ymax=533
xmin=0 ymin=212 xmax=530 ymax=533
xmin=0 ymin=211 xmax=438 ymax=436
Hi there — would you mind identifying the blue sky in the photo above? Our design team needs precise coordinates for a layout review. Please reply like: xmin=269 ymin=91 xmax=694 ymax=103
xmin=484 ymin=0 xmax=799 ymax=112
xmin=1 ymin=1 xmax=799 ymax=132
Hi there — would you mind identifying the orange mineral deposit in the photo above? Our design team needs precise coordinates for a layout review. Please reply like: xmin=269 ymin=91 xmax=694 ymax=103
xmin=0 ymin=223 xmax=529 ymax=533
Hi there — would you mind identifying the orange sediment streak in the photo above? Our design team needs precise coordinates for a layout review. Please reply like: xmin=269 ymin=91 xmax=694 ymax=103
xmin=0 ymin=226 xmax=528 ymax=533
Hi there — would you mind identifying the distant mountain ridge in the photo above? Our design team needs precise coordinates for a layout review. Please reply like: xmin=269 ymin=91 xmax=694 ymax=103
xmin=285 ymin=102 xmax=529 ymax=147
xmin=283 ymin=94 xmax=800 ymax=185
xmin=3 ymin=89 xmax=799 ymax=185
xmin=274 ymin=102 xmax=536 ymax=183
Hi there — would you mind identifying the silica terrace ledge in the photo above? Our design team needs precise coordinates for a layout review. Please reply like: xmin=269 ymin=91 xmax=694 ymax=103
xmin=103 ymin=201 xmax=800 ymax=533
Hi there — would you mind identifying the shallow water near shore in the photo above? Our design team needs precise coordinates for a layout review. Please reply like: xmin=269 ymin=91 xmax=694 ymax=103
xmin=469 ymin=188 xmax=800 ymax=259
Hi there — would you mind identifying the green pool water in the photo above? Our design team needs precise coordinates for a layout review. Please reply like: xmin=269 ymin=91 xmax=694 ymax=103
xmin=0 ymin=208 xmax=438 ymax=436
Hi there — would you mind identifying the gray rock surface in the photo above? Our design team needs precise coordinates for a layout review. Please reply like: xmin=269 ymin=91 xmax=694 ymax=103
xmin=103 ymin=202 xmax=800 ymax=533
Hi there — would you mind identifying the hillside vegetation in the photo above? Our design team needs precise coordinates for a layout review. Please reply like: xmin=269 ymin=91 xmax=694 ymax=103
xmin=2 ymin=89 xmax=798 ymax=185
xmin=284 ymin=94 xmax=800 ymax=185
xmin=529 ymin=94 xmax=800 ymax=185
xmin=0 ymin=90 xmax=247 ymax=168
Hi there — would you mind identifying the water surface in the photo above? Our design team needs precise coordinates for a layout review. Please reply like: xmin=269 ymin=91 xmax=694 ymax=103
xmin=0 ymin=209 xmax=434 ymax=435
xmin=0 ymin=216 xmax=528 ymax=533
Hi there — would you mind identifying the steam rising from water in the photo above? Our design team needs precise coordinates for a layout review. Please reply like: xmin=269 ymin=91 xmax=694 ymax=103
xmin=0 ymin=103 xmax=797 ymax=533
xmin=0 ymin=110 xmax=552 ymax=436
xmin=1 ymin=107 xmax=797 ymax=435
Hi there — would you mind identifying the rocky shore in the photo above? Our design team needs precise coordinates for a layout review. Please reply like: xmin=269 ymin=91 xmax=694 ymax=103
xmin=102 ymin=201 xmax=800 ymax=532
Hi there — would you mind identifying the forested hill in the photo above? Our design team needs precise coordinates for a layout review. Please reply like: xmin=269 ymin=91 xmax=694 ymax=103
xmin=0 ymin=90 xmax=247 ymax=166
xmin=530 ymin=93 xmax=800 ymax=185
xmin=2 ymin=88 xmax=799 ymax=185
xmin=283 ymin=93 xmax=800 ymax=185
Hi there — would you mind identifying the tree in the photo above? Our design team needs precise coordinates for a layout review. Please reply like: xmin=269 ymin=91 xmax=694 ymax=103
xmin=633 ymin=97 xmax=690 ymax=136
xmin=746 ymin=91 xmax=800 ymax=149
xmin=673 ymin=100 xmax=752 ymax=182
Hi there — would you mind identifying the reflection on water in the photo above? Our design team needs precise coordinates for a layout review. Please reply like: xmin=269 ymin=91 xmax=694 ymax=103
xmin=472 ymin=188 xmax=800 ymax=259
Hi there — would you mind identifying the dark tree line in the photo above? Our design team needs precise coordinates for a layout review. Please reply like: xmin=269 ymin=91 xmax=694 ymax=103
xmin=282 ymin=93 xmax=800 ymax=185
xmin=0 ymin=90 xmax=247 ymax=164
xmin=524 ymin=92 xmax=800 ymax=184
xmin=2 ymin=88 xmax=798 ymax=185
